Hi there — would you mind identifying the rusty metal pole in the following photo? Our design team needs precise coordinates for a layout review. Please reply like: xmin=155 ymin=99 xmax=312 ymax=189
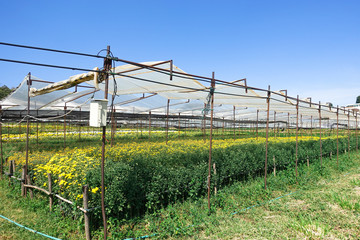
xmin=336 ymin=106 xmax=339 ymax=167
xmin=111 ymin=95 xmax=115 ymax=147
xmin=79 ymin=108 xmax=82 ymax=140
xmin=256 ymin=110 xmax=259 ymax=139
xmin=319 ymin=102 xmax=322 ymax=167
xmin=233 ymin=106 xmax=236 ymax=140
xmin=207 ymin=72 xmax=215 ymax=214
xmin=149 ymin=111 xmax=151 ymax=140
xmin=64 ymin=105 xmax=67 ymax=149
xmin=347 ymin=111 xmax=350 ymax=159
xmin=203 ymin=103 xmax=206 ymax=143
xmin=101 ymin=45 xmax=111 ymax=240
xmin=356 ymin=113 xmax=358 ymax=153
xmin=0 ymin=105 xmax=2 ymax=178
xmin=264 ymin=86 xmax=271 ymax=190
xmin=295 ymin=96 xmax=299 ymax=180
xmin=166 ymin=99 xmax=170 ymax=145
xmin=178 ymin=112 xmax=180 ymax=138
xmin=25 ymin=73 xmax=31 ymax=190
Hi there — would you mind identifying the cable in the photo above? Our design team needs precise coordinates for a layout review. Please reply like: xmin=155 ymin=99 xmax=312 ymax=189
xmin=0 ymin=214 xmax=62 ymax=240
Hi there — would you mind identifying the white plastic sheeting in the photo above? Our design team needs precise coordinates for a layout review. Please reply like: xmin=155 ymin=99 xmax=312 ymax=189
xmin=0 ymin=60 xmax=358 ymax=126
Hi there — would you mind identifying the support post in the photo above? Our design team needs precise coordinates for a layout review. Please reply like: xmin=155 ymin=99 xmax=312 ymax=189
xmin=166 ymin=99 xmax=170 ymax=145
xmin=26 ymin=175 xmax=33 ymax=199
xmin=83 ymin=185 xmax=91 ymax=240
xmin=336 ymin=106 xmax=339 ymax=168
xmin=25 ymin=72 xmax=31 ymax=195
xmin=79 ymin=108 xmax=82 ymax=140
xmin=233 ymin=106 xmax=236 ymax=140
xmin=64 ymin=105 xmax=67 ymax=149
xmin=264 ymin=86 xmax=271 ymax=190
xmin=274 ymin=111 xmax=276 ymax=137
xmin=0 ymin=105 xmax=3 ymax=178
xmin=347 ymin=111 xmax=350 ymax=159
xmin=288 ymin=112 xmax=290 ymax=137
xmin=295 ymin=95 xmax=299 ymax=180
xmin=101 ymin=45 xmax=111 ymax=239
xmin=178 ymin=112 xmax=180 ymax=138
xmin=319 ymin=102 xmax=322 ymax=167
xmin=48 ymin=173 xmax=53 ymax=211
xmin=207 ymin=72 xmax=215 ymax=214
xmin=149 ymin=111 xmax=151 ymax=140
xmin=256 ymin=110 xmax=259 ymax=139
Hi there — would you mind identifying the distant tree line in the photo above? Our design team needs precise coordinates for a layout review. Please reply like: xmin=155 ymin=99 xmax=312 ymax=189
xmin=0 ymin=85 xmax=13 ymax=100
xmin=357 ymin=95 xmax=360 ymax=104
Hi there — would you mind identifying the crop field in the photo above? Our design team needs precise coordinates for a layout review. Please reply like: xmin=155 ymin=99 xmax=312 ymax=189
xmin=0 ymin=121 xmax=358 ymax=239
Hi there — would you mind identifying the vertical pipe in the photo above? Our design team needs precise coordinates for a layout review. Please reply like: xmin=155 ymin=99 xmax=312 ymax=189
xmin=25 ymin=72 xmax=31 ymax=188
xmin=256 ymin=110 xmax=259 ymax=139
xmin=207 ymin=72 xmax=215 ymax=214
xmin=83 ymin=185 xmax=91 ymax=240
xmin=149 ymin=111 xmax=151 ymax=140
xmin=166 ymin=99 xmax=170 ymax=145
xmin=264 ymin=86 xmax=271 ymax=190
xmin=111 ymin=95 xmax=115 ymax=147
xmin=203 ymin=103 xmax=206 ymax=142
xmin=36 ymin=110 xmax=39 ymax=144
xmin=64 ymin=105 xmax=67 ymax=149
xmin=274 ymin=111 xmax=276 ymax=138
xmin=356 ymin=113 xmax=358 ymax=153
xmin=79 ymin=108 xmax=82 ymax=140
xmin=347 ymin=111 xmax=350 ymax=158
xmin=311 ymin=115 xmax=313 ymax=136
xmin=319 ymin=102 xmax=322 ymax=167
xmin=300 ymin=114 xmax=303 ymax=137
xmin=101 ymin=45 xmax=111 ymax=240
xmin=0 ymin=105 xmax=2 ymax=178
xmin=295 ymin=95 xmax=299 ymax=179
xmin=178 ymin=112 xmax=180 ymax=138
xmin=233 ymin=106 xmax=236 ymax=140
xmin=336 ymin=106 xmax=339 ymax=168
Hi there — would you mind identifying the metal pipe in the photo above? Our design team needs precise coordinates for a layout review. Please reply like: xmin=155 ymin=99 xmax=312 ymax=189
xmin=295 ymin=95 xmax=299 ymax=179
xmin=336 ymin=106 xmax=339 ymax=168
xmin=101 ymin=46 xmax=111 ymax=240
xmin=319 ymin=102 xmax=322 ymax=167
xmin=149 ymin=111 xmax=151 ymax=140
xmin=64 ymin=105 xmax=67 ymax=149
xmin=288 ymin=112 xmax=290 ymax=137
xmin=348 ymin=111 xmax=350 ymax=159
xmin=25 ymin=73 xmax=31 ymax=186
xmin=233 ymin=106 xmax=236 ymax=140
xmin=0 ymin=105 xmax=2 ymax=178
xmin=274 ymin=111 xmax=276 ymax=138
xmin=178 ymin=113 xmax=180 ymax=138
xmin=207 ymin=72 xmax=215 ymax=214
xmin=264 ymin=86 xmax=271 ymax=190
xmin=256 ymin=110 xmax=259 ymax=139
xmin=166 ymin=99 xmax=170 ymax=145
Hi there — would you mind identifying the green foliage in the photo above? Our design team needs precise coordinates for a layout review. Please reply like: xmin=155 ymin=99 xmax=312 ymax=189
xmin=357 ymin=95 xmax=360 ymax=103
xmin=85 ymin=136 xmax=357 ymax=226
xmin=0 ymin=85 xmax=12 ymax=100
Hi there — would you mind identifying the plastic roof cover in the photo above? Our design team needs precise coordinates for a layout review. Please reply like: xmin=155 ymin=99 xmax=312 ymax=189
xmin=0 ymin=61 xmax=358 ymax=123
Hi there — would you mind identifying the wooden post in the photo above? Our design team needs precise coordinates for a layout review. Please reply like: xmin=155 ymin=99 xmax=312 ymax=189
xmin=8 ymin=160 xmax=13 ymax=186
xmin=26 ymin=175 xmax=34 ymax=199
xmin=48 ymin=173 xmax=53 ymax=211
xmin=307 ymin=156 xmax=309 ymax=168
xmin=273 ymin=155 xmax=276 ymax=176
xmin=83 ymin=185 xmax=91 ymax=240
xmin=21 ymin=166 xmax=26 ymax=196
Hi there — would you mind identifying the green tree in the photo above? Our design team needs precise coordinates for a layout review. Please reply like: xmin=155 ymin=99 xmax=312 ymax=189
xmin=356 ymin=95 xmax=360 ymax=104
xmin=0 ymin=85 xmax=12 ymax=100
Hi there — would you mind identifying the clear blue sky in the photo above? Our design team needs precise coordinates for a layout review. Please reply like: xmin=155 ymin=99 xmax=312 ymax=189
xmin=1 ymin=0 xmax=359 ymax=107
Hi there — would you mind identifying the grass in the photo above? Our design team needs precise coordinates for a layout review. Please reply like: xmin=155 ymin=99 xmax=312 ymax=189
xmin=0 ymin=178 xmax=84 ymax=240
xmin=0 ymin=147 xmax=359 ymax=239
xmin=106 ymin=151 xmax=360 ymax=239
